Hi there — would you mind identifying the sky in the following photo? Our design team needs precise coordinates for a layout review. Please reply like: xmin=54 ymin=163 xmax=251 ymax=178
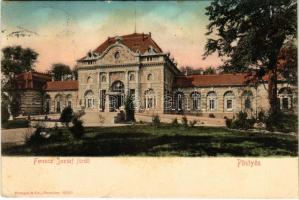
xmin=1 ymin=1 xmax=223 ymax=72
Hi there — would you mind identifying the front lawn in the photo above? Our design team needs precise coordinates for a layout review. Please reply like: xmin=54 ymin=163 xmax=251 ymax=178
xmin=2 ymin=125 xmax=298 ymax=156
xmin=2 ymin=120 xmax=29 ymax=129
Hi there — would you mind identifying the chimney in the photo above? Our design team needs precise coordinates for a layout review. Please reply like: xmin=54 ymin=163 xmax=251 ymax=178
xmin=149 ymin=32 xmax=151 ymax=37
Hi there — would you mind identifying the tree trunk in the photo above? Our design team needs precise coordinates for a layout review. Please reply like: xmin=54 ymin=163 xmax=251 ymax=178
xmin=267 ymin=68 xmax=278 ymax=114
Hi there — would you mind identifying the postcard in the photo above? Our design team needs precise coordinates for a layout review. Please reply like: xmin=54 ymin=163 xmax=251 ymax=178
xmin=1 ymin=0 xmax=298 ymax=198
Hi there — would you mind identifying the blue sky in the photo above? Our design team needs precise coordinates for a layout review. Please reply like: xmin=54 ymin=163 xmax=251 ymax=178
xmin=1 ymin=1 xmax=222 ymax=71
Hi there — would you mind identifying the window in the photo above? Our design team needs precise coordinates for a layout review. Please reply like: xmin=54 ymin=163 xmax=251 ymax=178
xmin=114 ymin=51 xmax=120 ymax=59
xmin=129 ymin=89 xmax=135 ymax=97
xmin=56 ymin=101 xmax=61 ymax=113
xmin=145 ymin=89 xmax=155 ymax=109
xmin=224 ymin=91 xmax=234 ymax=111
xmin=242 ymin=90 xmax=253 ymax=110
xmin=84 ymin=90 xmax=94 ymax=109
xmin=226 ymin=99 xmax=232 ymax=110
xmin=207 ymin=91 xmax=217 ymax=110
xmin=99 ymin=90 xmax=106 ymax=111
xmin=147 ymin=73 xmax=153 ymax=81
xmin=209 ymin=99 xmax=215 ymax=110
xmin=282 ymin=98 xmax=289 ymax=110
xmin=129 ymin=74 xmax=135 ymax=81
xmin=67 ymin=101 xmax=72 ymax=108
xmin=87 ymin=76 xmax=93 ymax=84
xmin=191 ymin=92 xmax=200 ymax=110
xmin=101 ymin=75 xmax=106 ymax=82
xmin=278 ymin=88 xmax=292 ymax=110
xmin=87 ymin=99 xmax=92 ymax=108
xmin=111 ymin=81 xmax=124 ymax=93
xmin=245 ymin=98 xmax=251 ymax=109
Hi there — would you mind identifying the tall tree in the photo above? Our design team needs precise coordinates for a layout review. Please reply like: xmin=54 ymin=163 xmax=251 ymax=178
xmin=204 ymin=0 xmax=297 ymax=114
xmin=1 ymin=46 xmax=38 ymax=77
xmin=49 ymin=63 xmax=72 ymax=81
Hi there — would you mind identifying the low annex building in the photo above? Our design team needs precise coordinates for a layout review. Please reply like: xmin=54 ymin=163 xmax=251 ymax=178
xmin=12 ymin=32 xmax=297 ymax=118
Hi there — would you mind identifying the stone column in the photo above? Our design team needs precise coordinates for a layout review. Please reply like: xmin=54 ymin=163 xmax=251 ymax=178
xmin=135 ymin=67 xmax=140 ymax=112
xmin=125 ymin=70 xmax=129 ymax=96
xmin=104 ymin=94 xmax=110 ymax=112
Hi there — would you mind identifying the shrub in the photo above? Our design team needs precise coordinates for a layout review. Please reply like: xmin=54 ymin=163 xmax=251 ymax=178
xmin=189 ymin=119 xmax=197 ymax=127
xmin=171 ymin=118 xmax=179 ymax=126
xmin=1 ymin=104 xmax=10 ymax=124
xmin=209 ymin=113 xmax=215 ymax=118
xmin=25 ymin=125 xmax=46 ymax=145
xmin=70 ymin=116 xmax=84 ymax=139
xmin=124 ymin=95 xmax=135 ymax=122
xmin=181 ymin=116 xmax=188 ymax=127
xmin=152 ymin=115 xmax=161 ymax=128
xmin=225 ymin=118 xmax=233 ymax=128
xmin=230 ymin=111 xmax=255 ymax=130
xmin=257 ymin=110 xmax=266 ymax=122
xmin=2 ymin=120 xmax=29 ymax=129
xmin=10 ymin=98 xmax=21 ymax=118
xmin=265 ymin=111 xmax=298 ymax=133
xmin=60 ymin=107 xmax=74 ymax=127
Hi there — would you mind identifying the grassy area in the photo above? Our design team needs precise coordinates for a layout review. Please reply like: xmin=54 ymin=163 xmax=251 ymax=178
xmin=2 ymin=124 xmax=298 ymax=156
xmin=1 ymin=120 xmax=29 ymax=129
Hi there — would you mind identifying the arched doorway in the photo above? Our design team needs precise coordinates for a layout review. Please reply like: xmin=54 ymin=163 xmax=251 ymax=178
xmin=45 ymin=94 xmax=51 ymax=114
xmin=54 ymin=94 xmax=63 ymax=113
xmin=110 ymin=81 xmax=125 ymax=110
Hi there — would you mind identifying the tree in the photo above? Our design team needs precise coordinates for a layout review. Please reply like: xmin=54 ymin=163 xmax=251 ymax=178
xmin=72 ymin=65 xmax=78 ymax=80
xmin=204 ymin=0 xmax=297 ymax=114
xmin=1 ymin=46 xmax=38 ymax=77
xmin=203 ymin=66 xmax=216 ymax=74
xmin=10 ymin=97 xmax=21 ymax=118
xmin=277 ymin=41 xmax=297 ymax=85
xmin=60 ymin=107 xmax=74 ymax=127
xmin=124 ymin=95 xmax=135 ymax=122
xmin=49 ymin=63 xmax=72 ymax=81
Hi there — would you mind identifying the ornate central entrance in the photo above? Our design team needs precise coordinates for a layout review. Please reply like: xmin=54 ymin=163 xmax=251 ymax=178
xmin=109 ymin=81 xmax=125 ymax=111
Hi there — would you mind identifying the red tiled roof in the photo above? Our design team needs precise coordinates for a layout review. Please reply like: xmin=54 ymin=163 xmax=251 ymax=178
xmin=15 ymin=71 xmax=51 ymax=81
xmin=175 ymin=73 xmax=251 ymax=87
xmin=45 ymin=80 xmax=78 ymax=91
xmin=13 ymin=71 xmax=51 ymax=90
xmin=80 ymin=33 xmax=163 ymax=61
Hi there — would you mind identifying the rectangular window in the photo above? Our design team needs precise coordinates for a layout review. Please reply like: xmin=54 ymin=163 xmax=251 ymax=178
xmin=282 ymin=98 xmax=289 ymax=109
xmin=245 ymin=98 xmax=251 ymax=109
xmin=148 ymin=98 xmax=153 ymax=108
xmin=67 ymin=101 xmax=72 ymax=107
xmin=226 ymin=99 xmax=232 ymax=110
xmin=87 ymin=99 xmax=92 ymax=108
xmin=209 ymin=99 xmax=215 ymax=110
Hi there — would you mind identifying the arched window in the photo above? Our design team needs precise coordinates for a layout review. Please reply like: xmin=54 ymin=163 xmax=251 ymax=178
xmin=144 ymin=89 xmax=155 ymax=109
xmin=147 ymin=73 xmax=153 ymax=81
xmin=174 ymin=92 xmax=184 ymax=111
xmin=84 ymin=90 xmax=94 ymax=108
xmin=87 ymin=76 xmax=93 ymax=84
xmin=101 ymin=75 xmax=106 ymax=82
xmin=278 ymin=87 xmax=293 ymax=110
xmin=114 ymin=51 xmax=120 ymax=59
xmin=242 ymin=90 xmax=253 ymax=109
xmin=66 ymin=94 xmax=72 ymax=108
xmin=190 ymin=91 xmax=200 ymax=110
xmin=54 ymin=94 xmax=63 ymax=113
xmin=207 ymin=91 xmax=217 ymax=110
xmin=224 ymin=91 xmax=235 ymax=111
xmin=111 ymin=81 xmax=124 ymax=93
xmin=45 ymin=94 xmax=51 ymax=113
xmin=129 ymin=74 xmax=135 ymax=81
